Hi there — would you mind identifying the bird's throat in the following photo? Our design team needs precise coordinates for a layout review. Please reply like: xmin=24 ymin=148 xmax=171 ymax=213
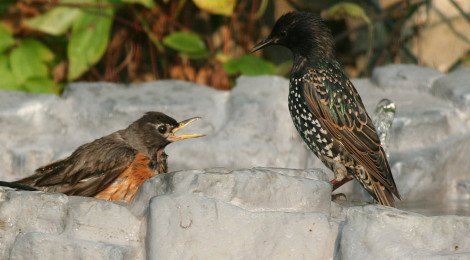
xmin=149 ymin=148 xmax=168 ymax=173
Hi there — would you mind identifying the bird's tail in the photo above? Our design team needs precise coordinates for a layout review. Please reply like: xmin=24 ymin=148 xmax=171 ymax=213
xmin=371 ymin=179 xmax=397 ymax=208
xmin=0 ymin=181 xmax=38 ymax=191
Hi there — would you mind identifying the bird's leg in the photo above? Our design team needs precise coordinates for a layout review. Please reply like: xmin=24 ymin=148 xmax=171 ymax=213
xmin=330 ymin=169 xmax=352 ymax=201
xmin=331 ymin=177 xmax=353 ymax=191
xmin=330 ymin=168 xmax=352 ymax=201
xmin=322 ymin=156 xmax=353 ymax=191
xmin=323 ymin=156 xmax=349 ymax=181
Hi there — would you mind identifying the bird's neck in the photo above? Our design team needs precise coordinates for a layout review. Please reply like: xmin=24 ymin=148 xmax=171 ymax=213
xmin=118 ymin=129 xmax=169 ymax=161
xmin=292 ymin=52 xmax=342 ymax=74
xmin=117 ymin=129 xmax=169 ymax=173
xmin=118 ymin=129 xmax=148 ymax=153
xmin=151 ymin=148 xmax=168 ymax=170
xmin=290 ymin=33 xmax=335 ymax=61
xmin=147 ymin=145 xmax=168 ymax=161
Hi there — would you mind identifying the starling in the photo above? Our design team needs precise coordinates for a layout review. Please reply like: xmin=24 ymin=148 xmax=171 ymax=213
xmin=0 ymin=112 xmax=204 ymax=202
xmin=251 ymin=11 xmax=400 ymax=207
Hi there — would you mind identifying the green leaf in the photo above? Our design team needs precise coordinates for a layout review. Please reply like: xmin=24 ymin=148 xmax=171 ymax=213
xmin=9 ymin=40 xmax=51 ymax=83
xmin=0 ymin=55 xmax=23 ymax=91
xmin=223 ymin=55 xmax=276 ymax=76
xmin=163 ymin=31 xmax=208 ymax=56
xmin=22 ymin=39 xmax=55 ymax=62
xmin=122 ymin=0 xmax=154 ymax=8
xmin=181 ymin=49 xmax=211 ymax=59
xmin=24 ymin=6 xmax=81 ymax=36
xmin=192 ymin=0 xmax=236 ymax=16
xmin=0 ymin=25 xmax=15 ymax=53
xmin=0 ymin=54 xmax=8 ymax=68
xmin=67 ymin=8 xmax=114 ymax=81
xmin=23 ymin=77 xmax=56 ymax=94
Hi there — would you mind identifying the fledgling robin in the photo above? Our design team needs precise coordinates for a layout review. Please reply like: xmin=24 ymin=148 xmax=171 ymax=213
xmin=0 ymin=112 xmax=204 ymax=202
xmin=251 ymin=12 xmax=400 ymax=207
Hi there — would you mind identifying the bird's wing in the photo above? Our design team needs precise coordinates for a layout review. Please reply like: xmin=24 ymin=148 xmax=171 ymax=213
xmin=301 ymin=65 xmax=400 ymax=199
xmin=16 ymin=135 xmax=142 ymax=197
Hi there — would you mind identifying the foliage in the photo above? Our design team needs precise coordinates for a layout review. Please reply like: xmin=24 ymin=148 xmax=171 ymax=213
xmin=0 ymin=25 xmax=14 ymax=52
xmin=325 ymin=3 xmax=373 ymax=68
xmin=163 ymin=31 xmax=209 ymax=59
xmin=0 ymin=26 xmax=59 ymax=93
xmin=192 ymin=0 xmax=237 ymax=16
xmin=67 ymin=5 xmax=115 ymax=81
xmin=223 ymin=55 xmax=276 ymax=76
xmin=326 ymin=2 xmax=370 ymax=22
xmin=0 ymin=0 xmax=278 ymax=93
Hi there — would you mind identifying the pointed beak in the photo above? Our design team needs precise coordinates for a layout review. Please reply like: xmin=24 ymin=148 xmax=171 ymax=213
xmin=168 ymin=117 xmax=205 ymax=142
xmin=250 ymin=37 xmax=274 ymax=53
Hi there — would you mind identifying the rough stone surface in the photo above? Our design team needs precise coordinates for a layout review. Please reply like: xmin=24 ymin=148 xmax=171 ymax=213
xmin=432 ymin=68 xmax=470 ymax=113
xmin=0 ymin=192 xmax=68 ymax=257
xmin=147 ymin=194 xmax=338 ymax=260
xmin=352 ymin=78 xmax=456 ymax=151
xmin=0 ymin=167 xmax=335 ymax=260
xmin=129 ymin=167 xmax=331 ymax=217
xmin=173 ymin=76 xmax=312 ymax=171
xmin=391 ymin=134 xmax=470 ymax=202
xmin=371 ymin=64 xmax=444 ymax=91
xmin=0 ymin=65 xmax=470 ymax=259
xmin=339 ymin=205 xmax=470 ymax=259
xmin=0 ymin=189 xmax=142 ymax=260
xmin=64 ymin=197 xmax=141 ymax=248
xmin=458 ymin=179 xmax=470 ymax=199
xmin=9 ymin=232 xmax=127 ymax=260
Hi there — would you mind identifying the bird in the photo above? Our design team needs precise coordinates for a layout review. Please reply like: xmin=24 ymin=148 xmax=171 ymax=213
xmin=0 ymin=112 xmax=204 ymax=202
xmin=251 ymin=11 xmax=400 ymax=207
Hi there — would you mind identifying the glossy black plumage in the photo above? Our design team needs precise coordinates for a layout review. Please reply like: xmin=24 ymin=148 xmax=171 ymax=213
xmin=251 ymin=11 xmax=400 ymax=207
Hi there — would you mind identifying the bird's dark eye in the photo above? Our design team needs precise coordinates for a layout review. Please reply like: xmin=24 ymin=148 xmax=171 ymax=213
xmin=280 ymin=31 xmax=287 ymax=38
xmin=157 ymin=125 xmax=167 ymax=134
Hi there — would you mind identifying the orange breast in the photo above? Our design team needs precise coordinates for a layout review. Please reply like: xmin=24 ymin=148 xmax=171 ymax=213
xmin=94 ymin=153 xmax=162 ymax=202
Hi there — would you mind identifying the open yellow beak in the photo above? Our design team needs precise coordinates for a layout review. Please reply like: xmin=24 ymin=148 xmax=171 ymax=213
xmin=169 ymin=117 xmax=205 ymax=142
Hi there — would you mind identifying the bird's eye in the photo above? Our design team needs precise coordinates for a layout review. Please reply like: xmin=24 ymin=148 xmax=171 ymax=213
xmin=157 ymin=125 xmax=167 ymax=134
xmin=280 ymin=31 xmax=287 ymax=37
